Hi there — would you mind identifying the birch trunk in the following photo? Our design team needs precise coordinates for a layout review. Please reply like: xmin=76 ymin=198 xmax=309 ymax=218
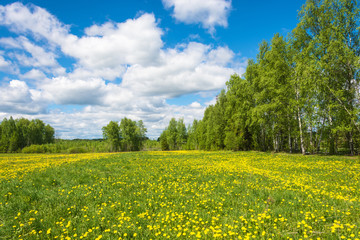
xmin=296 ymin=89 xmax=306 ymax=155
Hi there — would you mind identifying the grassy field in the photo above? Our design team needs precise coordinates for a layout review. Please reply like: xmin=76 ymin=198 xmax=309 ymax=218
xmin=0 ymin=151 xmax=359 ymax=240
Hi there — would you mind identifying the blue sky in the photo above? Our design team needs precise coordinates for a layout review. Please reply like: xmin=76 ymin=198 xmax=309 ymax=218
xmin=0 ymin=0 xmax=305 ymax=139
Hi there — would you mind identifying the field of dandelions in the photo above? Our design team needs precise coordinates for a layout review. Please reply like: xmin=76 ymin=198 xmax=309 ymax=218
xmin=0 ymin=151 xmax=359 ymax=239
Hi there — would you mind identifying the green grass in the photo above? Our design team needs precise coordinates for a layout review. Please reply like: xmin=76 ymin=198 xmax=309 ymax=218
xmin=0 ymin=151 xmax=359 ymax=239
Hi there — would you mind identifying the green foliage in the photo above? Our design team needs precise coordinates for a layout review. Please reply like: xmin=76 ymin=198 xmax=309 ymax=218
xmin=102 ymin=121 xmax=121 ymax=152
xmin=160 ymin=0 xmax=360 ymax=155
xmin=67 ymin=147 xmax=87 ymax=154
xmin=102 ymin=118 xmax=147 ymax=152
xmin=143 ymin=139 xmax=161 ymax=151
xmin=185 ymin=119 xmax=199 ymax=150
xmin=0 ymin=117 xmax=55 ymax=153
xmin=160 ymin=130 xmax=169 ymax=150
xmin=160 ymin=118 xmax=187 ymax=150
xmin=120 ymin=118 xmax=147 ymax=151
xmin=21 ymin=139 xmax=113 ymax=154
xmin=22 ymin=145 xmax=48 ymax=154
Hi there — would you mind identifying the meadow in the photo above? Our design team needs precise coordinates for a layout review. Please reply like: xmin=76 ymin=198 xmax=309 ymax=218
xmin=0 ymin=151 xmax=359 ymax=240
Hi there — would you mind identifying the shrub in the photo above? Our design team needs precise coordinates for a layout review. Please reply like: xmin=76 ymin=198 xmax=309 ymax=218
xmin=67 ymin=147 xmax=87 ymax=154
xmin=22 ymin=145 xmax=47 ymax=153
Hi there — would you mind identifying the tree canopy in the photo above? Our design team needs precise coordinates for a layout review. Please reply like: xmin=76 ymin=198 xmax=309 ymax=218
xmin=0 ymin=117 xmax=55 ymax=153
xmin=102 ymin=118 xmax=147 ymax=152
xmin=160 ymin=0 xmax=360 ymax=155
xmin=160 ymin=118 xmax=187 ymax=150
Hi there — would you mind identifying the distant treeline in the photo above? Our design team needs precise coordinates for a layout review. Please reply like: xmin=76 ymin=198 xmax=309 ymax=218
xmin=0 ymin=117 xmax=55 ymax=153
xmin=21 ymin=139 xmax=161 ymax=153
xmin=160 ymin=0 xmax=360 ymax=155
xmin=0 ymin=116 xmax=161 ymax=153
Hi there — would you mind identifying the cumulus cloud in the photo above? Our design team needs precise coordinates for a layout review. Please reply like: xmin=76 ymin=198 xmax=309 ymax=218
xmin=36 ymin=101 xmax=206 ymax=139
xmin=1 ymin=3 xmax=164 ymax=81
xmin=0 ymin=80 xmax=46 ymax=114
xmin=0 ymin=36 xmax=63 ymax=77
xmin=189 ymin=101 xmax=202 ymax=108
xmin=0 ymin=2 xmax=242 ymax=139
xmin=63 ymin=14 xmax=163 ymax=81
xmin=66 ymin=14 xmax=163 ymax=70
xmin=162 ymin=0 xmax=231 ymax=33
xmin=40 ymin=77 xmax=107 ymax=105
xmin=68 ymin=65 xmax=126 ymax=82
xmin=0 ymin=2 xmax=71 ymax=45
xmin=10 ymin=37 xmax=59 ymax=68
xmin=1 ymin=80 xmax=31 ymax=103
xmin=122 ymin=42 xmax=235 ymax=97
xmin=21 ymin=69 xmax=47 ymax=81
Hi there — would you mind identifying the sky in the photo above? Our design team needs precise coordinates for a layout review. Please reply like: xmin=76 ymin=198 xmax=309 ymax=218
xmin=0 ymin=0 xmax=305 ymax=139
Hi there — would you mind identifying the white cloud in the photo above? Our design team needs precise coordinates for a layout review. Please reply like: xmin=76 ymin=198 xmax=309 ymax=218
xmin=163 ymin=0 xmax=231 ymax=33
xmin=0 ymin=2 xmax=71 ymax=45
xmin=190 ymin=101 xmax=201 ymax=108
xmin=102 ymin=83 xmax=137 ymax=107
xmin=18 ymin=37 xmax=58 ymax=67
xmin=0 ymin=3 xmax=163 ymax=81
xmin=69 ymin=65 xmax=126 ymax=81
xmin=0 ymin=80 xmax=46 ymax=114
xmin=122 ymin=42 xmax=235 ymax=97
xmin=0 ymin=55 xmax=11 ymax=68
xmin=60 ymin=14 xmax=163 ymax=81
xmin=0 ymin=79 xmax=207 ymax=138
xmin=208 ymin=46 xmax=234 ymax=65
xmin=40 ymin=77 xmax=107 ymax=105
xmin=0 ymin=36 xmax=61 ymax=76
xmin=35 ymin=100 xmax=206 ymax=139
xmin=21 ymin=69 xmax=47 ymax=80
xmin=1 ymin=80 xmax=31 ymax=103
xmin=0 ymin=2 xmax=244 ymax=139
xmin=65 ymin=14 xmax=163 ymax=70
xmin=0 ymin=55 xmax=19 ymax=74
xmin=85 ymin=22 xmax=119 ymax=37
xmin=0 ymin=37 xmax=22 ymax=48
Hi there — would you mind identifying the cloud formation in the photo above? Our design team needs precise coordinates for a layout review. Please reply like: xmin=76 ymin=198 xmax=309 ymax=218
xmin=0 ymin=80 xmax=46 ymax=114
xmin=0 ymin=2 xmax=70 ymax=44
xmin=0 ymin=55 xmax=11 ymax=69
xmin=122 ymin=43 xmax=235 ymax=97
xmin=162 ymin=0 xmax=231 ymax=33
xmin=0 ymin=2 xmax=241 ymax=138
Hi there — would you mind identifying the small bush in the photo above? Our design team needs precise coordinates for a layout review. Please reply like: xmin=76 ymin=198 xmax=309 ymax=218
xmin=22 ymin=145 xmax=47 ymax=153
xmin=67 ymin=147 xmax=87 ymax=154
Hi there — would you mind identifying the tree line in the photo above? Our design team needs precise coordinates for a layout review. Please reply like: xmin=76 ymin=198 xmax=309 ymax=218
xmin=161 ymin=0 xmax=360 ymax=155
xmin=0 ymin=116 xmax=153 ymax=153
xmin=102 ymin=118 xmax=147 ymax=152
xmin=0 ymin=117 xmax=55 ymax=153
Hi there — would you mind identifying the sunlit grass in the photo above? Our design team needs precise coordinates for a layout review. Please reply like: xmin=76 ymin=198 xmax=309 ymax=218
xmin=0 ymin=151 xmax=359 ymax=239
xmin=0 ymin=153 xmax=116 ymax=181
